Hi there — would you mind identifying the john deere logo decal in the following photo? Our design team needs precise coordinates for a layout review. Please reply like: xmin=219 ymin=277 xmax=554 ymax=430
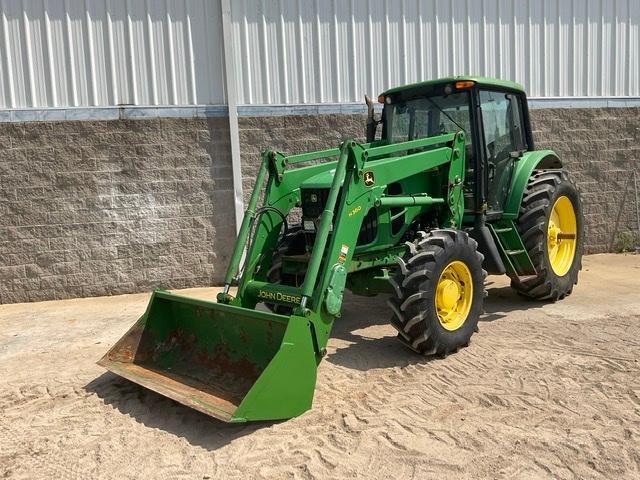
xmin=257 ymin=289 xmax=301 ymax=305
xmin=363 ymin=171 xmax=375 ymax=187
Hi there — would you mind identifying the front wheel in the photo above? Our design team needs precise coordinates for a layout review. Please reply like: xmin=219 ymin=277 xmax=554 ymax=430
xmin=511 ymin=169 xmax=584 ymax=300
xmin=388 ymin=229 xmax=486 ymax=356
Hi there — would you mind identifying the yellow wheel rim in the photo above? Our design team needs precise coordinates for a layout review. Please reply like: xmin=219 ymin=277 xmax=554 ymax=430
xmin=547 ymin=196 xmax=577 ymax=276
xmin=435 ymin=261 xmax=473 ymax=331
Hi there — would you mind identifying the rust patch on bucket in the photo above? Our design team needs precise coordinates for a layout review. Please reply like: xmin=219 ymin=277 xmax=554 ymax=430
xmin=196 ymin=347 xmax=260 ymax=382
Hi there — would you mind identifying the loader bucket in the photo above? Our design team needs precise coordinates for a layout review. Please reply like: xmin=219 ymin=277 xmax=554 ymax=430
xmin=98 ymin=290 xmax=318 ymax=422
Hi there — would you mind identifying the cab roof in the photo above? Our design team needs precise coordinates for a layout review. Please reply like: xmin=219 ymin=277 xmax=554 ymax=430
xmin=381 ymin=76 xmax=526 ymax=96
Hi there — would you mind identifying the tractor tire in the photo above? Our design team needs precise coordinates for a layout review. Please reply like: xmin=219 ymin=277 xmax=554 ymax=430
xmin=511 ymin=169 xmax=583 ymax=301
xmin=388 ymin=229 xmax=486 ymax=357
xmin=265 ymin=226 xmax=306 ymax=314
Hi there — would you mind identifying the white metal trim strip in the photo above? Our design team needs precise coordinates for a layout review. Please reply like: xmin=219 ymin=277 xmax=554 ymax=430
xmin=2 ymin=97 xmax=639 ymax=123
xmin=0 ymin=105 xmax=228 ymax=123
xmin=527 ymin=97 xmax=640 ymax=109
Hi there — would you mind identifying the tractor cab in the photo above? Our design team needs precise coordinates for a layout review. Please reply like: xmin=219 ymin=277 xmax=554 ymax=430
xmin=373 ymin=77 xmax=535 ymax=217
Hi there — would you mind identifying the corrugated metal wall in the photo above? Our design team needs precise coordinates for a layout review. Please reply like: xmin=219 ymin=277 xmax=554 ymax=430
xmin=0 ymin=0 xmax=225 ymax=108
xmin=1 ymin=0 xmax=639 ymax=109
xmin=231 ymin=0 xmax=640 ymax=104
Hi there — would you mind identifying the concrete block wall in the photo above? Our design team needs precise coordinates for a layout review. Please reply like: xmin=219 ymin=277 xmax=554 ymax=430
xmin=530 ymin=107 xmax=640 ymax=253
xmin=1 ymin=106 xmax=638 ymax=303
xmin=0 ymin=118 xmax=235 ymax=304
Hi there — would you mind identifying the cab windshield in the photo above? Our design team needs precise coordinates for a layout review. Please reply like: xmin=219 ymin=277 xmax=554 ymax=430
xmin=385 ymin=92 xmax=472 ymax=144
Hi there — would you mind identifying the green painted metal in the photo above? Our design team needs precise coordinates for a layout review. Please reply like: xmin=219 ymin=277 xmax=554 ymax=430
xmin=346 ymin=269 xmax=395 ymax=296
xmin=502 ymin=150 xmax=562 ymax=219
xmin=488 ymin=220 xmax=537 ymax=278
xmin=365 ymin=132 xmax=454 ymax=157
xmin=98 ymin=290 xmax=316 ymax=422
xmin=232 ymin=312 xmax=317 ymax=421
xmin=375 ymin=195 xmax=445 ymax=208
xmin=348 ymin=246 xmax=406 ymax=274
xmin=299 ymin=142 xmax=351 ymax=302
xmin=245 ymin=280 xmax=302 ymax=306
xmin=381 ymin=76 xmax=526 ymax=96
xmin=324 ymin=264 xmax=347 ymax=315
xmin=287 ymin=147 xmax=340 ymax=164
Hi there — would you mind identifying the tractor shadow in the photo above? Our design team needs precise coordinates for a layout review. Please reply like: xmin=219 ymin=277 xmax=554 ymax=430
xmin=326 ymin=293 xmax=432 ymax=371
xmin=481 ymin=280 xmax=547 ymax=322
xmin=327 ymin=282 xmax=545 ymax=371
xmin=85 ymin=372 xmax=275 ymax=450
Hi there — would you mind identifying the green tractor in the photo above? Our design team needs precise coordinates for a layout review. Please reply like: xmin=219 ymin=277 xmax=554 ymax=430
xmin=100 ymin=77 xmax=583 ymax=422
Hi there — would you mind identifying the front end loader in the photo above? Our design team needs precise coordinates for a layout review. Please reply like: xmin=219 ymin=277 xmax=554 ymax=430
xmin=100 ymin=77 xmax=583 ymax=422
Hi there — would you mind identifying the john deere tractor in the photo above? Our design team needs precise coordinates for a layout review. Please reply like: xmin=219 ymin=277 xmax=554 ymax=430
xmin=100 ymin=77 xmax=583 ymax=422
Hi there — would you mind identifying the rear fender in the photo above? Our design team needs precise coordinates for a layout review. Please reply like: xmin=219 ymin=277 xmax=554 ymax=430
xmin=503 ymin=150 xmax=562 ymax=218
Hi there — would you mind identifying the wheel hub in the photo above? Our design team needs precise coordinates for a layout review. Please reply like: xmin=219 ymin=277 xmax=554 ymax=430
xmin=547 ymin=196 xmax=578 ymax=276
xmin=435 ymin=261 xmax=473 ymax=331
xmin=437 ymin=279 xmax=461 ymax=311
xmin=548 ymin=220 xmax=561 ymax=248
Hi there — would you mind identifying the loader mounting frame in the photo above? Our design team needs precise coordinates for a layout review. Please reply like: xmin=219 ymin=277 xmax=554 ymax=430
xmin=218 ymin=132 xmax=467 ymax=358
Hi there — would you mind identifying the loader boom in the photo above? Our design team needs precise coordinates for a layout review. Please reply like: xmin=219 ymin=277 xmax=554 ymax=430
xmin=218 ymin=131 xmax=467 ymax=356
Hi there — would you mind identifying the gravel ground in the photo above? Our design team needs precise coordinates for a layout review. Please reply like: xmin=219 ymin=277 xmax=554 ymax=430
xmin=1 ymin=253 xmax=639 ymax=479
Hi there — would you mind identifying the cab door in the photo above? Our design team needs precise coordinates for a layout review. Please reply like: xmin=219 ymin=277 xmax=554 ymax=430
xmin=478 ymin=90 xmax=527 ymax=214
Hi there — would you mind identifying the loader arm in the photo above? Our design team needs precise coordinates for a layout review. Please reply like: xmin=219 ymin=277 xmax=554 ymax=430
xmin=220 ymin=131 xmax=467 ymax=354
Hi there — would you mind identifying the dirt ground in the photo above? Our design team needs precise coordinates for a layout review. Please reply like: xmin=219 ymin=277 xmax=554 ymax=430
xmin=1 ymin=253 xmax=639 ymax=479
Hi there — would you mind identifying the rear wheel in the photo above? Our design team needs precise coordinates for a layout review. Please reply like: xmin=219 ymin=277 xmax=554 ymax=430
xmin=511 ymin=169 xmax=583 ymax=300
xmin=388 ymin=229 xmax=486 ymax=356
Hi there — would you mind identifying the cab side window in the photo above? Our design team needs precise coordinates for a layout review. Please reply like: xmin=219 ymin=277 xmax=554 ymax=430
xmin=479 ymin=90 xmax=527 ymax=211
